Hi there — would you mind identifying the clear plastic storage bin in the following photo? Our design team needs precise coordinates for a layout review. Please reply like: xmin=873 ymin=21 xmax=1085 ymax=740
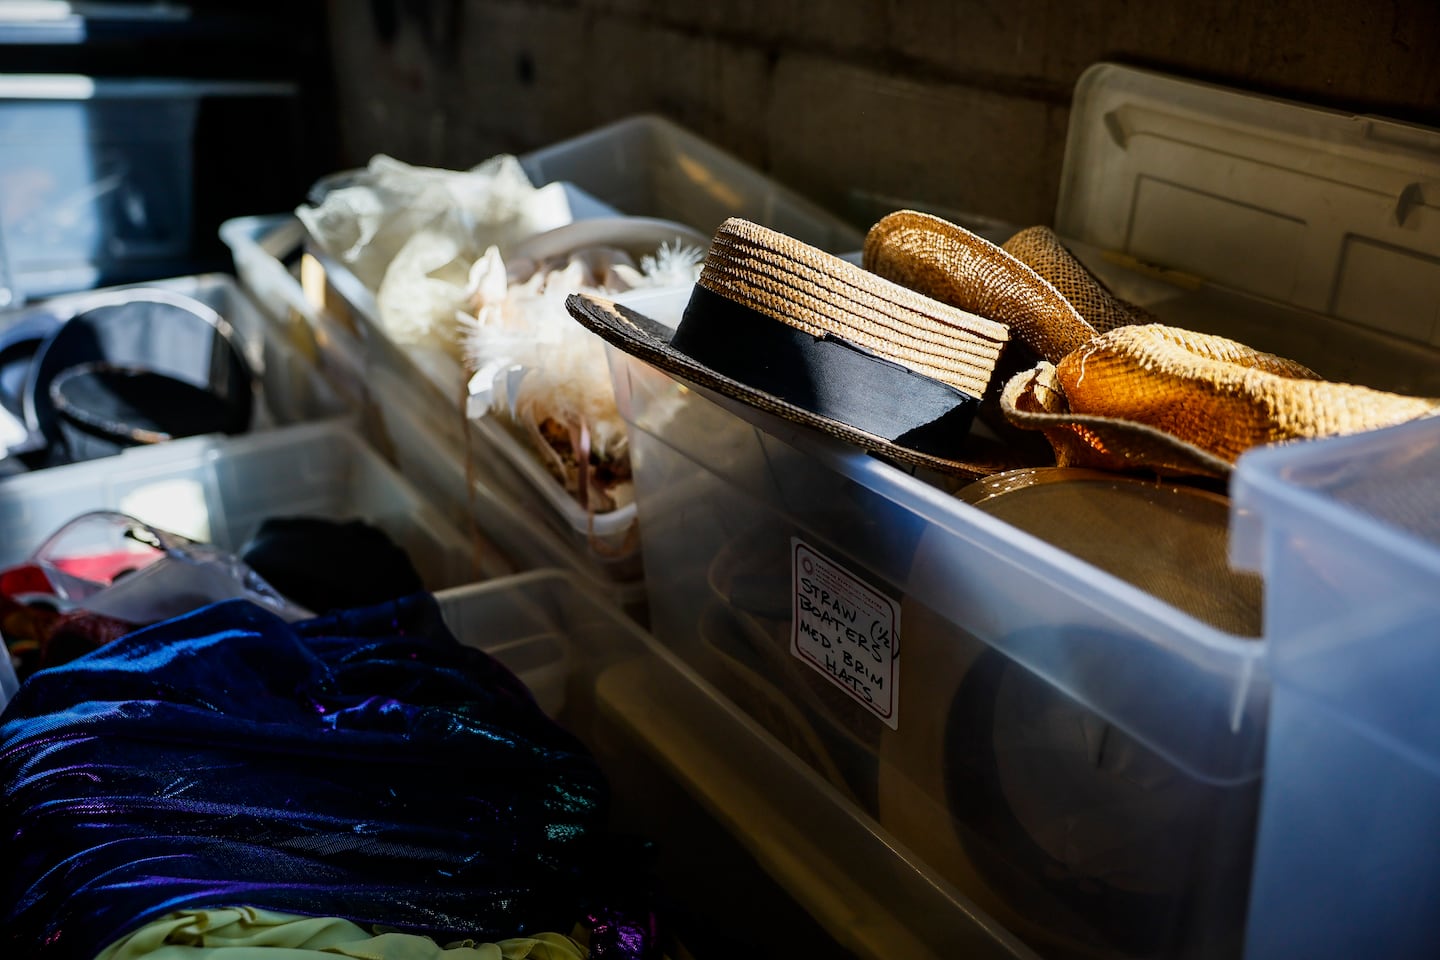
xmin=218 ymin=214 xmax=372 ymax=414
xmin=220 ymin=213 xmax=650 ymax=611
xmin=603 ymin=64 xmax=1440 ymax=959
xmin=0 ymin=75 xmax=299 ymax=306
xmin=224 ymin=210 xmax=651 ymax=594
xmin=435 ymin=570 xmax=1036 ymax=960
xmin=0 ymin=419 xmax=503 ymax=592
xmin=517 ymin=114 xmax=862 ymax=252
xmin=286 ymin=115 xmax=864 ymax=588
xmin=1230 ymin=418 xmax=1440 ymax=960
xmin=608 ymin=317 xmax=1267 ymax=960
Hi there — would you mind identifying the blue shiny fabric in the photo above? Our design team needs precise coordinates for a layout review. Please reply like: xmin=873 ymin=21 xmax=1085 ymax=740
xmin=0 ymin=595 xmax=658 ymax=960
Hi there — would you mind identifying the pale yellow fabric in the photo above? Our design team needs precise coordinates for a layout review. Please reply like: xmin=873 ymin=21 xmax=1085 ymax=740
xmin=95 ymin=907 xmax=587 ymax=960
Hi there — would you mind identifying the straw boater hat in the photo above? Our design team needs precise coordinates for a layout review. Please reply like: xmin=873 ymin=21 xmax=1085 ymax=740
xmin=565 ymin=218 xmax=1013 ymax=475
xmin=864 ymin=211 xmax=1440 ymax=477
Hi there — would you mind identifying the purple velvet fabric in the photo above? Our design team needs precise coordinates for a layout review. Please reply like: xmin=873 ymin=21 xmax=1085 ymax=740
xmin=0 ymin=594 xmax=658 ymax=959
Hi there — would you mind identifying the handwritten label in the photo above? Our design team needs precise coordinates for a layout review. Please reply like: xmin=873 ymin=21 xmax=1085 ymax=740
xmin=791 ymin=538 xmax=900 ymax=729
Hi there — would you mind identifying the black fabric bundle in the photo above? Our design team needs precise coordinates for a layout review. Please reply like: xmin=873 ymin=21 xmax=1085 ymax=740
xmin=240 ymin=516 xmax=426 ymax=614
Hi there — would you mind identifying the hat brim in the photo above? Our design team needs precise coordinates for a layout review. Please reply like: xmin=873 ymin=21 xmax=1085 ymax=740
xmin=999 ymin=362 xmax=1234 ymax=478
xmin=567 ymin=292 xmax=1026 ymax=478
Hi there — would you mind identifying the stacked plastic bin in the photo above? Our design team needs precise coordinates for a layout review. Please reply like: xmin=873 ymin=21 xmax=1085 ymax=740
xmin=1232 ymin=418 xmax=1440 ymax=959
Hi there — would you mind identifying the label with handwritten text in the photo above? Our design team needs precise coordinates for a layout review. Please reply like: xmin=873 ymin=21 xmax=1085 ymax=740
xmin=790 ymin=538 xmax=900 ymax=729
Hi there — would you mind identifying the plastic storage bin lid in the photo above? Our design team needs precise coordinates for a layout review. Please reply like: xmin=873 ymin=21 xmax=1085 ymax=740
xmin=1058 ymin=63 xmax=1440 ymax=343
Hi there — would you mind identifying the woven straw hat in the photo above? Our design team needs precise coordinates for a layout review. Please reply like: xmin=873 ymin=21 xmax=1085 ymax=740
xmin=1001 ymin=225 xmax=1157 ymax=333
xmin=567 ymin=218 xmax=1016 ymax=476
xmin=862 ymin=210 xmax=1440 ymax=475
xmin=1002 ymin=325 xmax=1440 ymax=476
xmin=863 ymin=211 xmax=1099 ymax=363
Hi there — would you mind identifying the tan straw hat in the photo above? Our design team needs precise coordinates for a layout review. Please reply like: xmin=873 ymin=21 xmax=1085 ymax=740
xmin=567 ymin=218 xmax=1015 ymax=475
xmin=863 ymin=211 xmax=1100 ymax=363
xmin=1000 ymin=225 xmax=1157 ymax=333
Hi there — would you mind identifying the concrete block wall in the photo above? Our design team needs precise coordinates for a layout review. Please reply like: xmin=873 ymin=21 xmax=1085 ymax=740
xmin=327 ymin=0 xmax=1440 ymax=230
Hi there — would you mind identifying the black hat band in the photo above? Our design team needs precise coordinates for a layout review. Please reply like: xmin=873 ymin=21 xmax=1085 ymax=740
xmin=670 ymin=284 xmax=980 ymax=460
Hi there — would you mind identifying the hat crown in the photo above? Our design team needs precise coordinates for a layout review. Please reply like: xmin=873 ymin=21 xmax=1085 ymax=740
xmin=696 ymin=218 xmax=1008 ymax=399
xmin=863 ymin=210 xmax=1097 ymax=365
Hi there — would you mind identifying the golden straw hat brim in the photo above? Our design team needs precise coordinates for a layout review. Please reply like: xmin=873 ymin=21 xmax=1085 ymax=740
xmin=1002 ymin=325 xmax=1440 ymax=476
xmin=1000 ymin=361 xmax=1235 ymax=477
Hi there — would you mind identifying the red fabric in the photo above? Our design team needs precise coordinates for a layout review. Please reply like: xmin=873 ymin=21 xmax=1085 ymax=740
xmin=49 ymin=549 xmax=163 ymax=584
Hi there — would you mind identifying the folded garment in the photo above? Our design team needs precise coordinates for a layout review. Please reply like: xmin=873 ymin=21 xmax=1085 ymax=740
xmin=95 ymin=906 xmax=587 ymax=960
xmin=0 ymin=588 xmax=135 ymax=679
xmin=1 ymin=594 xmax=657 ymax=960
xmin=240 ymin=516 xmax=425 ymax=614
